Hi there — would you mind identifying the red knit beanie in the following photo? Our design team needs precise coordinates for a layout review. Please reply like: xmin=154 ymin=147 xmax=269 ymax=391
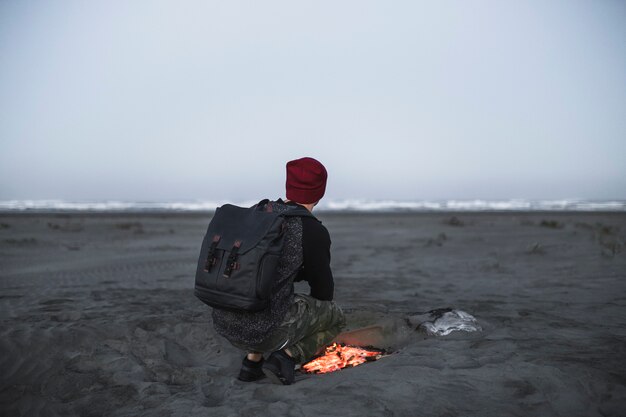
xmin=285 ymin=157 xmax=328 ymax=204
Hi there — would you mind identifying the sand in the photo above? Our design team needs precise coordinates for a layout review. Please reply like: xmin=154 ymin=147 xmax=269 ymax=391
xmin=1 ymin=211 xmax=625 ymax=417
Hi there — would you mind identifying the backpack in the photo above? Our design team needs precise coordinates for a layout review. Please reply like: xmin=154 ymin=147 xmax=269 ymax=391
xmin=194 ymin=199 xmax=315 ymax=312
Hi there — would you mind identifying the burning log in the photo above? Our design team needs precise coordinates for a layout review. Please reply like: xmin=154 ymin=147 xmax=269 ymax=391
xmin=301 ymin=343 xmax=386 ymax=374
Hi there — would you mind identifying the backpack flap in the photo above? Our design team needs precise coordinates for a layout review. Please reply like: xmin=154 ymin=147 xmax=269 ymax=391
xmin=210 ymin=204 xmax=284 ymax=254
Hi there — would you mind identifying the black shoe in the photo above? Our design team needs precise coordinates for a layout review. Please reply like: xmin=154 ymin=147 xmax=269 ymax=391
xmin=262 ymin=350 xmax=296 ymax=385
xmin=238 ymin=356 xmax=266 ymax=382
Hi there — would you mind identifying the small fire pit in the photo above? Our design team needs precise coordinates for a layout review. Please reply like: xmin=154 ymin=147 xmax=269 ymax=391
xmin=301 ymin=343 xmax=386 ymax=374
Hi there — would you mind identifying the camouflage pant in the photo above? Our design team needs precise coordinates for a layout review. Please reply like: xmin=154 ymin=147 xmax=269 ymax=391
xmin=229 ymin=294 xmax=346 ymax=364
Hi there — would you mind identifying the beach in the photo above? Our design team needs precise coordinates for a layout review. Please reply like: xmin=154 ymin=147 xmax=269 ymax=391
xmin=1 ymin=211 xmax=625 ymax=417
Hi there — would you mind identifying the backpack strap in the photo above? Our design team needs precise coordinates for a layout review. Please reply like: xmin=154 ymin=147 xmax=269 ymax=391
xmin=203 ymin=234 xmax=221 ymax=272
xmin=254 ymin=199 xmax=318 ymax=220
xmin=223 ymin=240 xmax=242 ymax=278
xmin=281 ymin=205 xmax=317 ymax=220
xmin=254 ymin=199 xmax=270 ymax=211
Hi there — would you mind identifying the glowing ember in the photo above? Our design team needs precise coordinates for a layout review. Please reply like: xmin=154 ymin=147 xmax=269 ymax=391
xmin=301 ymin=343 xmax=384 ymax=374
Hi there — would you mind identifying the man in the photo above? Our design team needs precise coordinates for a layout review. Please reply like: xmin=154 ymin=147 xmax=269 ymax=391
xmin=211 ymin=157 xmax=345 ymax=385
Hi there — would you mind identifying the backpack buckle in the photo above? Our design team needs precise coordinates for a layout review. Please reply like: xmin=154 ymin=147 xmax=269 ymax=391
xmin=204 ymin=235 xmax=221 ymax=272
xmin=223 ymin=240 xmax=242 ymax=277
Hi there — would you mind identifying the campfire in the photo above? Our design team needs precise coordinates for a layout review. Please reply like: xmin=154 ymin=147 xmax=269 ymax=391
xmin=301 ymin=343 xmax=385 ymax=374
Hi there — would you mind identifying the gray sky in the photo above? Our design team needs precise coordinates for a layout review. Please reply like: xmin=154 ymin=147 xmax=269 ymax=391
xmin=1 ymin=0 xmax=624 ymax=201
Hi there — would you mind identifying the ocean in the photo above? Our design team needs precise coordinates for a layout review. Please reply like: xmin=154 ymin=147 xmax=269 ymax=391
xmin=1 ymin=199 xmax=624 ymax=212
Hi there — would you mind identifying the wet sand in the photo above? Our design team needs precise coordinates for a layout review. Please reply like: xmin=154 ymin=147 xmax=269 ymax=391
xmin=1 ymin=211 xmax=625 ymax=416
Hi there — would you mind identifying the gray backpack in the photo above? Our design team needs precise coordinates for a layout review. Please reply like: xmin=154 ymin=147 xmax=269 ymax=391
xmin=194 ymin=199 xmax=314 ymax=312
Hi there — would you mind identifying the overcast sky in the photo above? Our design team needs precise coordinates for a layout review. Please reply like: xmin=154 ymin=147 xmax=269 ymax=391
xmin=1 ymin=0 xmax=624 ymax=202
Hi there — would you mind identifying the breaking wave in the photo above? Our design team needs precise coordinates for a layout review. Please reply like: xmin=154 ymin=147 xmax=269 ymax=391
xmin=322 ymin=199 xmax=626 ymax=212
xmin=0 ymin=199 xmax=624 ymax=212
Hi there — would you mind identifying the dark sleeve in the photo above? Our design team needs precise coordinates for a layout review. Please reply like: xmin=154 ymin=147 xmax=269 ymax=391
xmin=297 ymin=216 xmax=334 ymax=301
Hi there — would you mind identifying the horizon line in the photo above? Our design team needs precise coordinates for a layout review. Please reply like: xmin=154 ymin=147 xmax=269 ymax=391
xmin=1 ymin=198 xmax=625 ymax=212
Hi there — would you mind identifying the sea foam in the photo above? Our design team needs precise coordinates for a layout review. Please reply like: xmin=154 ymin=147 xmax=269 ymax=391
xmin=0 ymin=199 xmax=624 ymax=212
